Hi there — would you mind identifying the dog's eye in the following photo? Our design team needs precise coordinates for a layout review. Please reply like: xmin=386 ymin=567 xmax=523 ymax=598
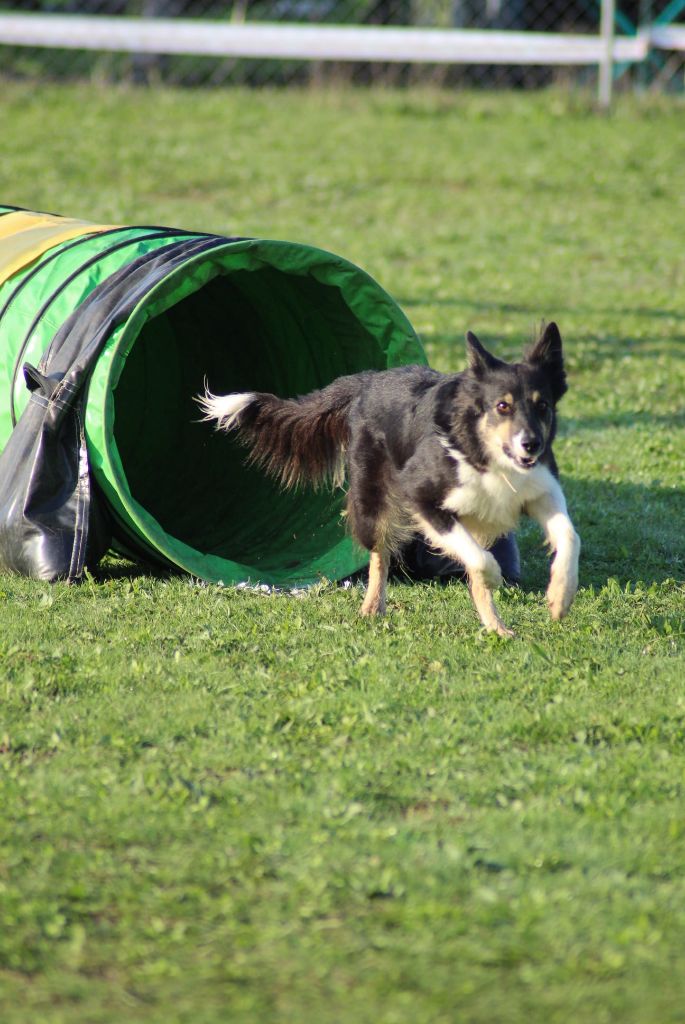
xmin=536 ymin=400 xmax=549 ymax=414
xmin=496 ymin=401 xmax=512 ymax=415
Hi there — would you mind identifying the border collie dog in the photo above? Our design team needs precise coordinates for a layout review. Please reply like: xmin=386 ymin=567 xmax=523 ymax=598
xmin=198 ymin=322 xmax=580 ymax=635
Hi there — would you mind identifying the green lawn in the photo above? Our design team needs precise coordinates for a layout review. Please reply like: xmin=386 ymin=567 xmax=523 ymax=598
xmin=1 ymin=84 xmax=684 ymax=1023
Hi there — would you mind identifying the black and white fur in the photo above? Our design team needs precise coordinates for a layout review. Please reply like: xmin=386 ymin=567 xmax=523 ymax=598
xmin=197 ymin=322 xmax=580 ymax=635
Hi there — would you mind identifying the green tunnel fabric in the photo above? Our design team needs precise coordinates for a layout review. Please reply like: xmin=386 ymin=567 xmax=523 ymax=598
xmin=0 ymin=208 xmax=426 ymax=585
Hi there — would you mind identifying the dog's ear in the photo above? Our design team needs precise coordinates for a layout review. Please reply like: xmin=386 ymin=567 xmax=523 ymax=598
xmin=525 ymin=321 xmax=567 ymax=401
xmin=466 ymin=331 xmax=505 ymax=376
xmin=526 ymin=321 xmax=563 ymax=366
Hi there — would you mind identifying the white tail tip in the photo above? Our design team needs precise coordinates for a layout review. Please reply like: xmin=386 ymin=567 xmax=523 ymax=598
xmin=196 ymin=388 xmax=255 ymax=432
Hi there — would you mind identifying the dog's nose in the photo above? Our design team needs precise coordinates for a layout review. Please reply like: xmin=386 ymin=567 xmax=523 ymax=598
xmin=521 ymin=436 xmax=541 ymax=455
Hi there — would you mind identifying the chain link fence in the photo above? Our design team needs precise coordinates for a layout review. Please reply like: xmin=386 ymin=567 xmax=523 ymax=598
xmin=0 ymin=1 xmax=684 ymax=88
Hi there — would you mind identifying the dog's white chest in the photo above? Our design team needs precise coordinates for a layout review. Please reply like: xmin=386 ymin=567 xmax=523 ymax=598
xmin=442 ymin=460 xmax=549 ymax=545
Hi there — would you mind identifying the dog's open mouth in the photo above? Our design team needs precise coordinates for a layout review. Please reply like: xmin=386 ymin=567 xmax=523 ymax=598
xmin=503 ymin=446 xmax=538 ymax=470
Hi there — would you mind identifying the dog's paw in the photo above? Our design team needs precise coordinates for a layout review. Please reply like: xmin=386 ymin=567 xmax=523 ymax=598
xmin=546 ymin=572 xmax=578 ymax=621
xmin=359 ymin=597 xmax=386 ymax=617
xmin=490 ymin=620 xmax=516 ymax=638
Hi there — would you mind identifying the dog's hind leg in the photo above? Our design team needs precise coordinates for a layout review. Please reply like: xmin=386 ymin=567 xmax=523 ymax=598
xmin=360 ymin=549 xmax=390 ymax=617
xmin=346 ymin=430 xmax=398 ymax=617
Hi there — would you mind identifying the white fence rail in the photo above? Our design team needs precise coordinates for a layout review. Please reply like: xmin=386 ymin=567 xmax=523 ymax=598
xmin=0 ymin=13 xmax=649 ymax=64
xmin=0 ymin=11 xmax=683 ymax=104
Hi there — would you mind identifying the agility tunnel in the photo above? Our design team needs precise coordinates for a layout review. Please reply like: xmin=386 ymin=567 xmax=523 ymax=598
xmin=0 ymin=205 xmax=425 ymax=585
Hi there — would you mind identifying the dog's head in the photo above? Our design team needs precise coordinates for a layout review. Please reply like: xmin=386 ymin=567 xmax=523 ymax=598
xmin=463 ymin=322 xmax=567 ymax=471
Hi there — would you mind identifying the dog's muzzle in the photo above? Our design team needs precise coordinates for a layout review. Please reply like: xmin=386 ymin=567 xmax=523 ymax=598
xmin=510 ymin=432 xmax=542 ymax=469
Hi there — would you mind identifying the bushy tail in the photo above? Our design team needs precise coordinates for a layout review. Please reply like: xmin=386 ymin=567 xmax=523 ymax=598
xmin=196 ymin=374 xmax=367 ymax=490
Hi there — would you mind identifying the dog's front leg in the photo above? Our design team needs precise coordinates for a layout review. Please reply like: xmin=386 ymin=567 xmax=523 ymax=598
xmin=527 ymin=481 xmax=580 ymax=621
xmin=360 ymin=548 xmax=390 ymax=616
xmin=414 ymin=513 xmax=513 ymax=636
xmin=467 ymin=570 xmax=514 ymax=638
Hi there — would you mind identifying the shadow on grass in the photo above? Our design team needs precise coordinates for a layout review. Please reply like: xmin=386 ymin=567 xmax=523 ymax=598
xmin=400 ymin=296 xmax=685 ymax=324
xmin=518 ymin=475 xmax=684 ymax=593
xmin=560 ymin=410 xmax=685 ymax=432
xmin=417 ymin=327 xmax=685 ymax=431
xmin=88 ymin=478 xmax=682 ymax=596
xmin=425 ymin=328 xmax=685 ymax=364
xmin=390 ymin=475 xmax=683 ymax=596
xmin=90 ymin=554 xmax=180 ymax=584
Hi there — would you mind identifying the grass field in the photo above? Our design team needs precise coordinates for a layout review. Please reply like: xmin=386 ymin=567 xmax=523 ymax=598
xmin=1 ymin=84 xmax=684 ymax=1023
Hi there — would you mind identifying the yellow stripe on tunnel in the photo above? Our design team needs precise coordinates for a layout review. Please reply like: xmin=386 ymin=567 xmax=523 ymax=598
xmin=0 ymin=211 xmax=116 ymax=288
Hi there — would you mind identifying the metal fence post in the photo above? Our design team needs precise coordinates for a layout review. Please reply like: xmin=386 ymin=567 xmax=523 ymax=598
xmin=599 ymin=0 xmax=617 ymax=108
